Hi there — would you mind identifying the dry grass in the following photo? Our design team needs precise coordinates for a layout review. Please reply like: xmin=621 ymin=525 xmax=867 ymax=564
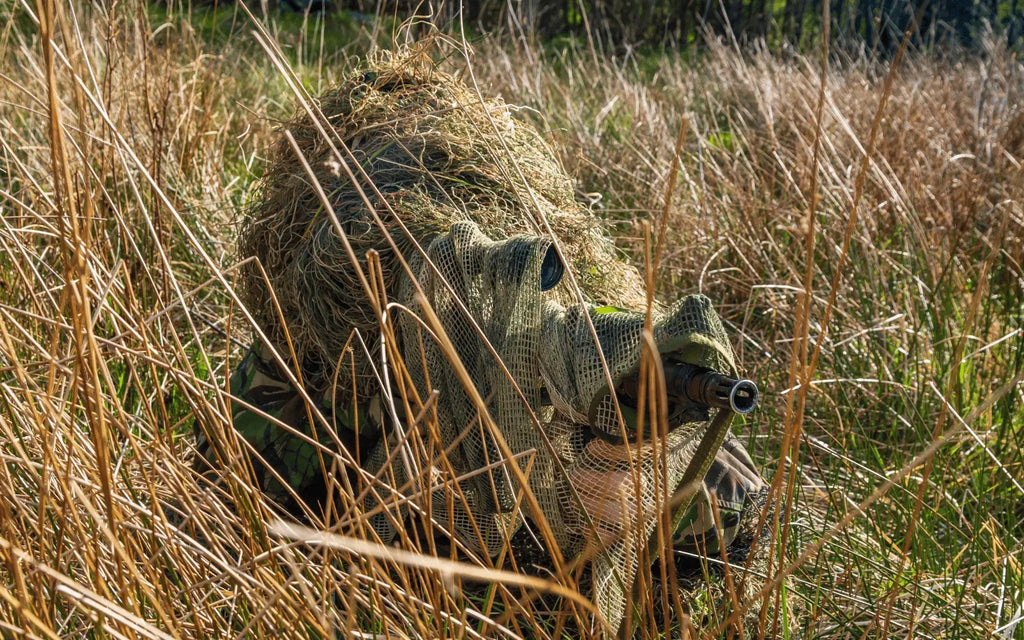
xmin=0 ymin=0 xmax=1021 ymax=638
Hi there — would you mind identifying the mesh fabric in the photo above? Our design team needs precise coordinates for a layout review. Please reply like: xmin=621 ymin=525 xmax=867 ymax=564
xmin=359 ymin=221 xmax=741 ymax=631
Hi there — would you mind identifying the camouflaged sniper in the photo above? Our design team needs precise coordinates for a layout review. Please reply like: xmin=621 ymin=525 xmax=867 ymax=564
xmin=194 ymin=50 xmax=766 ymax=632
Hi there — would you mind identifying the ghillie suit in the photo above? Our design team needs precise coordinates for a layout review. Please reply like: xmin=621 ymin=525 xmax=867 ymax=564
xmin=195 ymin=50 xmax=768 ymax=633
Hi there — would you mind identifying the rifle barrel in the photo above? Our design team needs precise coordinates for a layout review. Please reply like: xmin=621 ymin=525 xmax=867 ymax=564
xmin=662 ymin=361 xmax=759 ymax=414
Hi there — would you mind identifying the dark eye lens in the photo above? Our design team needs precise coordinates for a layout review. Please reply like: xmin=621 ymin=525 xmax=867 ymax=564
xmin=540 ymin=245 xmax=564 ymax=291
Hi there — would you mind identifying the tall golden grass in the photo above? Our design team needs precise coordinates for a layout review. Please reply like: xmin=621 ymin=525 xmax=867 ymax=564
xmin=0 ymin=0 xmax=1021 ymax=637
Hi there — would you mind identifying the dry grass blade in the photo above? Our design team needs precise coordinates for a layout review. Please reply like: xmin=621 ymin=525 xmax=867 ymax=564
xmin=269 ymin=520 xmax=600 ymax=614
xmin=0 ymin=0 xmax=1020 ymax=637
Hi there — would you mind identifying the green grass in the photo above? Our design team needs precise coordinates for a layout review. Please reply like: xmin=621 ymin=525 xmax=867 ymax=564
xmin=0 ymin=1 xmax=1021 ymax=638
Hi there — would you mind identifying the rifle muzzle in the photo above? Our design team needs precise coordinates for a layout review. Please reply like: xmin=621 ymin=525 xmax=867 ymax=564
xmin=662 ymin=361 xmax=759 ymax=414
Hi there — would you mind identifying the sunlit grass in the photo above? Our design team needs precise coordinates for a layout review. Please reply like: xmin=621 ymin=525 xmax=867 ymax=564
xmin=0 ymin=1 xmax=1021 ymax=637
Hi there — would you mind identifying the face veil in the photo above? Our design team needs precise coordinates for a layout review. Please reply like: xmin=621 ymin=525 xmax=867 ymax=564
xmin=359 ymin=220 xmax=744 ymax=631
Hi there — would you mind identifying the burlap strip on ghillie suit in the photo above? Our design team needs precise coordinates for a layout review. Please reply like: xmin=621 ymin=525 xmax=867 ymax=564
xmin=197 ymin=48 xmax=767 ymax=632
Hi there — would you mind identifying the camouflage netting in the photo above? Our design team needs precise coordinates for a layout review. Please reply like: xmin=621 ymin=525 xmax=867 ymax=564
xmin=233 ymin=48 xmax=760 ymax=632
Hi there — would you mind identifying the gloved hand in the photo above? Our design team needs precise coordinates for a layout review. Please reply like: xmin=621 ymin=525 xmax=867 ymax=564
xmin=673 ymin=434 xmax=766 ymax=554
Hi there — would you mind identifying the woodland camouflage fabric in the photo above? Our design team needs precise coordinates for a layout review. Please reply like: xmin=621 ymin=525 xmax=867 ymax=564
xmin=194 ymin=344 xmax=380 ymax=511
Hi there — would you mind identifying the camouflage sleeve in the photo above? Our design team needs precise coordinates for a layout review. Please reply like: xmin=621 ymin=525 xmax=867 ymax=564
xmin=196 ymin=343 xmax=374 ymax=512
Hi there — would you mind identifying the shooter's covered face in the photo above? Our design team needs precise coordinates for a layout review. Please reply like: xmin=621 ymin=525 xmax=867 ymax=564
xmin=394 ymin=221 xmax=748 ymax=630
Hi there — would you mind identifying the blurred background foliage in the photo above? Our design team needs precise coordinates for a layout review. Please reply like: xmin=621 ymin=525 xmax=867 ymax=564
xmin=206 ymin=0 xmax=1024 ymax=55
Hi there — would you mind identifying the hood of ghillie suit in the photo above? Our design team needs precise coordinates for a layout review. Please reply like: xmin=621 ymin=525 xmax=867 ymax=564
xmin=238 ymin=51 xmax=739 ymax=632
